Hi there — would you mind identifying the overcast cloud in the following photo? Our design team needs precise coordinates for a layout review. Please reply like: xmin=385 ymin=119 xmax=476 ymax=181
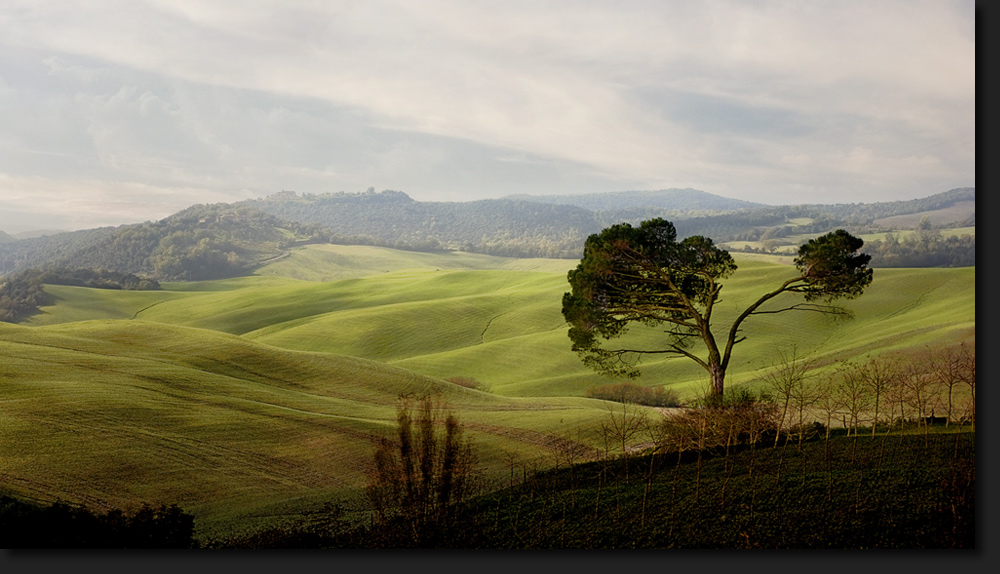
xmin=0 ymin=0 xmax=975 ymax=233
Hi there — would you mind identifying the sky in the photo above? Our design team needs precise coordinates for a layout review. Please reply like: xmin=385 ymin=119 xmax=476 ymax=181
xmin=0 ymin=0 xmax=976 ymax=233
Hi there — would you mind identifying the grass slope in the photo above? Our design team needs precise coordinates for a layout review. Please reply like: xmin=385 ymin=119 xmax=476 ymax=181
xmin=25 ymin=245 xmax=975 ymax=400
xmin=0 ymin=320 xmax=615 ymax=539
xmin=254 ymin=243 xmax=575 ymax=281
xmin=4 ymin=244 xmax=975 ymax=543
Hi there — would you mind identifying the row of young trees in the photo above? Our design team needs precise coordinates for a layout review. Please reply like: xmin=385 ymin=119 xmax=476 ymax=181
xmin=760 ymin=342 xmax=975 ymax=440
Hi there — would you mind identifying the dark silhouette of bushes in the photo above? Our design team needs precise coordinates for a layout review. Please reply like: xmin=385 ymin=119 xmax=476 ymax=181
xmin=0 ymin=496 xmax=196 ymax=549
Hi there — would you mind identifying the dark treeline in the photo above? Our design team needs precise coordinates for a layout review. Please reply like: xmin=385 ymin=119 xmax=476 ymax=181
xmin=864 ymin=231 xmax=976 ymax=268
xmin=33 ymin=267 xmax=161 ymax=290
xmin=0 ymin=267 xmax=159 ymax=323
xmin=734 ymin=229 xmax=976 ymax=267
xmin=0 ymin=271 xmax=46 ymax=322
xmin=0 ymin=496 xmax=197 ymax=549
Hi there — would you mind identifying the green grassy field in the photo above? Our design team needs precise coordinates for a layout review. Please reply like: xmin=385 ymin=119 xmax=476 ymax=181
xmin=5 ymin=243 xmax=975 ymax=540
xmin=0 ymin=319 xmax=618 ymax=539
xmin=26 ymin=244 xmax=975 ymax=398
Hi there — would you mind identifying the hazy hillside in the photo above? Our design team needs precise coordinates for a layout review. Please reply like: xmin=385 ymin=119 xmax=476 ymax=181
xmin=0 ymin=204 xmax=327 ymax=280
xmin=240 ymin=189 xmax=598 ymax=258
xmin=0 ymin=187 xmax=976 ymax=284
xmin=503 ymin=187 xmax=767 ymax=211
xmin=0 ymin=230 xmax=15 ymax=244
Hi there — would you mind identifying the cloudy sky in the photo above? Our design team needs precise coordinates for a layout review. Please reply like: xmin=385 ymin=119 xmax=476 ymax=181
xmin=0 ymin=0 xmax=975 ymax=233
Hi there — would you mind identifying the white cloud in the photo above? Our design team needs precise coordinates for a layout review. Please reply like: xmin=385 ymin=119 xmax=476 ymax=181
xmin=0 ymin=173 xmax=240 ymax=232
xmin=0 ymin=0 xmax=976 ymax=229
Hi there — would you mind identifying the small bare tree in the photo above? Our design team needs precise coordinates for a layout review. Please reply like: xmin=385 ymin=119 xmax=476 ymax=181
xmin=859 ymin=354 xmax=900 ymax=436
xmin=929 ymin=346 xmax=965 ymax=427
xmin=760 ymin=345 xmax=814 ymax=446
xmin=600 ymin=402 xmax=648 ymax=485
xmin=835 ymin=361 xmax=872 ymax=437
xmin=883 ymin=362 xmax=909 ymax=437
xmin=789 ymin=375 xmax=822 ymax=446
xmin=958 ymin=341 xmax=975 ymax=429
xmin=900 ymin=361 xmax=936 ymax=432
xmin=659 ymin=412 xmax=698 ymax=499
xmin=814 ymin=379 xmax=845 ymax=441
xmin=366 ymin=395 xmax=478 ymax=547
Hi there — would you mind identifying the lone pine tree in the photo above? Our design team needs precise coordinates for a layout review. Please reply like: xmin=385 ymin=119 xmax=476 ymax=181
xmin=562 ymin=218 xmax=872 ymax=400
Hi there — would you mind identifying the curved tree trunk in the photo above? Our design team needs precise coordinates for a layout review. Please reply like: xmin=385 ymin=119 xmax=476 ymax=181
xmin=710 ymin=363 xmax=725 ymax=400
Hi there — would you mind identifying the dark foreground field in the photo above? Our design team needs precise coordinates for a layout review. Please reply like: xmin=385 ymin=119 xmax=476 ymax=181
xmin=0 ymin=426 xmax=975 ymax=549
xmin=207 ymin=427 xmax=974 ymax=549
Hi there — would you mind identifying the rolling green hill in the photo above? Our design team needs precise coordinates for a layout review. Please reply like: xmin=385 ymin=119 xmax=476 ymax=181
xmin=2 ymin=242 xmax=975 ymax=542
xmin=0 ymin=319 xmax=616 ymax=539
xmin=25 ymin=244 xmax=975 ymax=399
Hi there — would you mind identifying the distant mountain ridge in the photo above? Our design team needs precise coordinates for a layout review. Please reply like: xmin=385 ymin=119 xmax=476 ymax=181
xmin=0 ymin=187 xmax=975 ymax=281
xmin=239 ymin=190 xmax=597 ymax=258
xmin=503 ymin=188 xmax=767 ymax=211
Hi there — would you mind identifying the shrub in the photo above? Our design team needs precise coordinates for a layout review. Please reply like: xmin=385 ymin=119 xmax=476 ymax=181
xmin=446 ymin=376 xmax=490 ymax=392
xmin=365 ymin=395 xmax=482 ymax=548
xmin=659 ymin=391 xmax=780 ymax=452
xmin=585 ymin=382 xmax=681 ymax=407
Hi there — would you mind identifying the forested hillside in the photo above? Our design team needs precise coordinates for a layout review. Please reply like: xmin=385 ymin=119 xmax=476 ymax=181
xmin=241 ymin=189 xmax=597 ymax=258
xmin=0 ymin=204 xmax=327 ymax=280
xmin=244 ymin=187 xmax=974 ymax=260
xmin=608 ymin=187 xmax=975 ymax=241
